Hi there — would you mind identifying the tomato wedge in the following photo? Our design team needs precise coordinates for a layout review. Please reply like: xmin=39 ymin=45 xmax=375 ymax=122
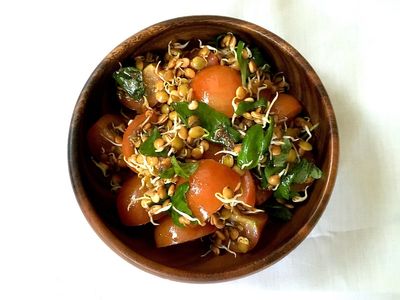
xmin=191 ymin=65 xmax=241 ymax=117
xmin=116 ymin=175 xmax=151 ymax=226
xmin=240 ymin=171 xmax=256 ymax=207
xmin=154 ymin=216 xmax=217 ymax=247
xmin=87 ymin=114 xmax=126 ymax=162
xmin=228 ymin=211 xmax=268 ymax=253
xmin=186 ymin=159 xmax=256 ymax=222
xmin=270 ymin=93 xmax=302 ymax=121
xmin=121 ymin=111 xmax=157 ymax=171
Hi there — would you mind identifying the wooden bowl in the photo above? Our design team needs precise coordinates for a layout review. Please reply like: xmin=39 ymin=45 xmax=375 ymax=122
xmin=68 ymin=15 xmax=339 ymax=282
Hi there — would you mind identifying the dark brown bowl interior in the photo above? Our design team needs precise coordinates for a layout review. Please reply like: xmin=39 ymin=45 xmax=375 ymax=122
xmin=68 ymin=15 xmax=339 ymax=282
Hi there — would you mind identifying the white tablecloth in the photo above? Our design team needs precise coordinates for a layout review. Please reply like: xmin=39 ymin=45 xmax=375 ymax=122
xmin=1 ymin=0 xmax=399 ymax=299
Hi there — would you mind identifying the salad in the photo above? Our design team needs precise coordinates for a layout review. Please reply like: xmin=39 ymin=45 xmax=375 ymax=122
xmin=87 ymin=33 xmax=322 ymax=256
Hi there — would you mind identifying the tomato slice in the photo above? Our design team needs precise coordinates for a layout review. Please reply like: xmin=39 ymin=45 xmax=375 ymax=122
xmin=116 ymin=175 xmax=164 ymax=226
xmin=121 ymin=111 xmax=157 ymax=171
xmin=186 ymin=159 xmax=240 ymax=222
xmin=240 ymin=171 xmax=256 ymax=207
xmin=191 ymin=65 xmax=241 ymax=117
xmin=186 ymin=159 xmax=256 ymax=222
xmin=228 ymin=211 xmax=268 ymax=253
xmin=154 ymin=216 xmax=217 ymax=247
xmin=116 ymin=175 xmax=150 ymax=226
xmin=87 ymin=114 xmax=126 ymax=162
xmin=270 ymin=93 xmax=302 ymax=121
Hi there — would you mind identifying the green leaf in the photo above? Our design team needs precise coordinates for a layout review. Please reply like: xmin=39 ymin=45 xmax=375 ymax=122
xmin=237 ymin=117 xmax=275 ymax=170
xmin=235 ymin=98 xmax=267 ymax=116
xmin=170 ymin=182 xmax=193 ymax=227
xmin=158 ymin=167 xmax=175 ymax=179
xmin=274 ymin=173 xmax=294 ymax=200
xmin=274 ymin=159 xmax=323 ymax=200
xmin=292 ymin=159 xmax=322 ymax=183
xmin=138 ymin=128 xmax=168 ymax=157
xmin=236 ymin=40 xmax=249 ymax=86
xmin=171 ymin=157 xmax=199 ymax=179
xmin=160 ymin=156 xmax=199 ymax=180
xmin=113 ymin=67 xmax=145 ymax=100
xmin=237 ymin=124 xmax=265 ymax=169
xmin=264 ymin=161 xmax=284 ymax=182
xmin=251 ymin=47 xmax=267 ymax=67
xmin=273 ymin=138 xmax=292 ymax=167
xmin=265 ymin=203 xmax=292 ymax=221
xmin=263 ymin=117 xmax=274 ymax=153
xmin=172 ymin=101 xmax=241 ymax=148
xmin=251 ymin=47 xmax=272 ymax=72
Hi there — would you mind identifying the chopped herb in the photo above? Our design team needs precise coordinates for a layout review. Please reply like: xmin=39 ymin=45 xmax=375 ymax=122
xmin=170 ymin=182 xmax=194 ymax=227
xmin=251 ymin=47 xmax=266 ymax=67
xmin=264 ymin=117 xmax=274 ymax=152
xmin=265 ymin=203 xmax=293 ymax=221
xmin=235 ymin=98 xmax=267 ymax=116
xmin=251 ymin=47 xmax=272 ymax=72
xmin=237 ymin=124 xmax=265 ymax=169
xmin=292 ymin=159 xmax=323 ymax=184
xmin=113 ymin=67 xmax=145 ymax=100
xmin=273 ymin=138 xmax=292 ymax=167
xmin=236 ymin=40 xmax=249 ymax=86
xmin=264 ymin=161 xmax=284 ymax=182
xmin=138 ymin=127 xmax=168 ymax=157
xmin=274 ymin=159 xmax=322 ymax=200
xmin=172 ymin=101 xmax=241 ymax=148
xmin=237 ymin=118 xmax=275 ymax=170
xmin=159 ymin=156 xmax=199 ymax=179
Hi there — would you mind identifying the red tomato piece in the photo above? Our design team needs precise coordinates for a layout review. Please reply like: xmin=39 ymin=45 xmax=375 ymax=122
xmin=239 ymin=171 xmax=256 ymax=207
xmin=270 ymin=93 xmax=302 ymax=121
xmin=116 ymin=175 xmax=164 ymax=226
xmin=186 ymin=159 xmax=255 ymax=222
xmin=87 ymin=114 xmax=126 ymax=162
xmin=229 ymin=211 xmax=268 ymax=253
xmin=186 ymin=159 xmax=240 ymax=222
xmin=121 ymin=111 xmax=157 ymax=171
xmin=116 ymin=176 xmax=150 ymax=226
xmin=191 ymin=65 xmax=241 ymax=117
xmin=154 ymin=216 xmax=217 ymax=247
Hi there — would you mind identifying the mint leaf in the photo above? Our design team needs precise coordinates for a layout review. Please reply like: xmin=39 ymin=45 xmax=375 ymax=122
xmin=274 ymin=159 xmax=323 ymax=200
xmin=113 ymin=67 xmax=145 ymax=100
xmin=160 ymin=157 xmax=199 ymax=180
xmin=158 ymin=167 xmax=175 ymax=179
xmin=237 ymin=118 xmax=275 ymax=170
xmin=172 ymin=101 xmax=241 ymax=148
xmin=138 ymin=127 xmax=168 ymax=157
xmin=274 ymin=173 xmax=294 ymax=200
xmin=265 ymin=203 xmax=292 ymax=221
xmin=273 ymin=138 xmax=292 ymax=167
xmin=237 ymin=124 xmax=265 ymax=169
xmin=263 ymin=117 xmax=274 ymax=153
xmin=292 ymin=159 xmax=322 ymax=183
xmin=235 ymin=98 xmax=267 ymax=116
xmin=236 ymin=40 xmax=249 ymax=86
xmin=170 ymin=182 xmax=193 ymax=227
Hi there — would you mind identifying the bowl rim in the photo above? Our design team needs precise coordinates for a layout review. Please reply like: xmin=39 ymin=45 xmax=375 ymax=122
xmin=68 ymin=15 xmax=339 ymax=282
